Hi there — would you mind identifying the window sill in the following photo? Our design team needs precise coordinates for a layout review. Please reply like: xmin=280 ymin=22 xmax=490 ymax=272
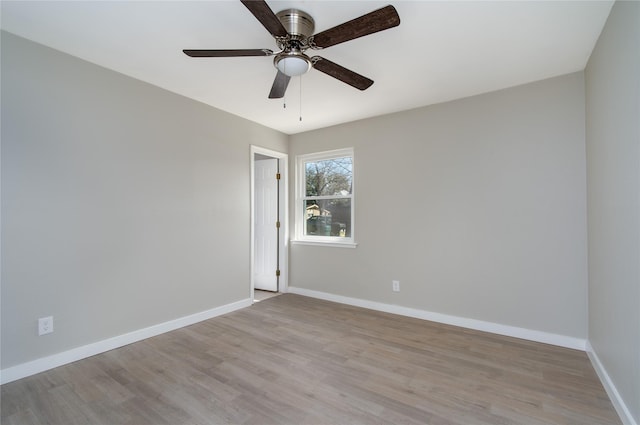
xmin=291 ymin=240 xmax=358 ymax=249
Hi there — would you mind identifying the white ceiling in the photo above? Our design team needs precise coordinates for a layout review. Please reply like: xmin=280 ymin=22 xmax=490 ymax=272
xmin=1 ymin=1 xmax=613 ymax=135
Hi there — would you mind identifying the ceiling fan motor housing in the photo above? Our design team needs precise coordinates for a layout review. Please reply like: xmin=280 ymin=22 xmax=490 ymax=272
xmin=276 ymin=9 xmax=315 ymax=40
xmin=273 ymin=9 xmax=315 ymax=76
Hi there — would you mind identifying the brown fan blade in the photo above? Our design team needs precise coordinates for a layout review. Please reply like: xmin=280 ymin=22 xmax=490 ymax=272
xmin=268 ymin=71 xmax=291 ymax=99
xmin=310 ymin=5 xmax=400 ymax=49
xmin=312 ymin=57 xmax=373 ymax=90
xmin=183 ymin=49 xmax=273 ymax=57
xmin=240 ymin=0 xmax=288 ymax=38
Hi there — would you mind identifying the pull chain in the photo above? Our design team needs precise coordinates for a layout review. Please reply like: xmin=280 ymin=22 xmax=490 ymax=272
xmin=299 ymin=75 xmax=303 ymax=122
xmin=283 ymin=62 xmax=287 ymax=109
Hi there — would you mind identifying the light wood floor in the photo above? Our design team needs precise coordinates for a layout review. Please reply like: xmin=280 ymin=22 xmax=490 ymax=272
xmin=2 ymin=294 xmax=620 ymax=425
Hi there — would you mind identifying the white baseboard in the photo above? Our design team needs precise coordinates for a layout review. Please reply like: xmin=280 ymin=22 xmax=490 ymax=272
xmin=586 ymin=341 xmax=638 ymax=425
xmin=288 ymin=287 xmax=586 ymax=351
xmin=0 ymin=298 xmax=252 ymax=385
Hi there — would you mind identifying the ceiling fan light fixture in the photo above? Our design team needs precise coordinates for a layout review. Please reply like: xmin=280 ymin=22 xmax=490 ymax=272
xmin=275 ymin=54 xmax=311 ymax=77
xmin=185 ymin=2 xmax=402 ymax=99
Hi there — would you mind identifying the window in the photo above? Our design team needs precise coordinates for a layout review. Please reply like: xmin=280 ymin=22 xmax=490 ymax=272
xmin=295 ymin=148 xmax=355 ymax=247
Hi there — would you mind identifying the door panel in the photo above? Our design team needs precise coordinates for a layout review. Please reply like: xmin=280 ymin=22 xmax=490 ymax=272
xmin=254 ymin=158 xmax=278 ymax=291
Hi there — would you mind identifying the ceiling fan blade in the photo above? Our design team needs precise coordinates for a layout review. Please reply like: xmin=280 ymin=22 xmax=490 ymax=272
xmin=240 ymin=0 xmax=289 ymax=38
xmin=183 ymin=49 xmax=273 ymax=57
xmin=268 ymin=71 xmax=291 ymax=99
xmin=311 ymin=57 xmax=373 ymax=91
xmin=310 ymin=5 xmax=400 ymax=49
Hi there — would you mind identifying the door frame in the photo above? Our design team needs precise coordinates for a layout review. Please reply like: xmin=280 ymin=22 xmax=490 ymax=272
xmin=250 ymin=145 xmax=288 ymax=301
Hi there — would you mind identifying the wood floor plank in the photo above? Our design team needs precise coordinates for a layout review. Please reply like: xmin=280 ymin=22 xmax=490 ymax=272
xmin=1 ymin=294 xmax=621 ymax=424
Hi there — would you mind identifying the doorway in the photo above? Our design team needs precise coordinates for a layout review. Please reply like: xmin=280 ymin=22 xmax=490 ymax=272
xmin=250 ymin=146 xmax=288 ymax=303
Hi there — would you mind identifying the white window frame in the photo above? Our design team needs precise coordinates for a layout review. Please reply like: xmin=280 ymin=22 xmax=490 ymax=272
xmin=294 ymin=148 xmax=356 ymax=248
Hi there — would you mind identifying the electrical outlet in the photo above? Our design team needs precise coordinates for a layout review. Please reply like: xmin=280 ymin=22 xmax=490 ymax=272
xmin=38 ymin=316 xmax=53 ymax=336
xmin=392 ymin=280 xmax=400 ymax=292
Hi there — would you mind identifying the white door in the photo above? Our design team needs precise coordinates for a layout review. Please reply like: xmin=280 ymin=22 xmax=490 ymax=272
xmin=254 ymin=158 xmax=279 ymax=291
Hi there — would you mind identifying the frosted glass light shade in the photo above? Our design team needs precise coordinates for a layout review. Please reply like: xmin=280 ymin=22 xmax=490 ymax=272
xmin=276 ymin=55 xmax=311 ymax=77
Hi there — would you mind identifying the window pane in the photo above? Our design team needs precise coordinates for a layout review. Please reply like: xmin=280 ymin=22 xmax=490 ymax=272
xmin=305 ymin=199 xmax=351 ymax=237
xmin=305 ymin=157 xmax=353 ymax=197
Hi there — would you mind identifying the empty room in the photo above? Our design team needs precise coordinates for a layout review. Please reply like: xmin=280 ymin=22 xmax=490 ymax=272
xmin=1 ymin=1 xmax=638 ymax=424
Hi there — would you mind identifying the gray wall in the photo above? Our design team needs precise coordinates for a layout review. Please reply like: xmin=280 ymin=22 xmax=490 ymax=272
xmin=1 ymin=32 xmax=288 ymax=368
xmin=289 ymin=72 xmax=588 ymax=339
xmin=585 ymin=1 xmax=640 ymax=422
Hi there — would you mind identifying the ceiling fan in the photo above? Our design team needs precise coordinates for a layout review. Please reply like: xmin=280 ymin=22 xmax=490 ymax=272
xmin=183 ymin=0 xmax=400 ymax=99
